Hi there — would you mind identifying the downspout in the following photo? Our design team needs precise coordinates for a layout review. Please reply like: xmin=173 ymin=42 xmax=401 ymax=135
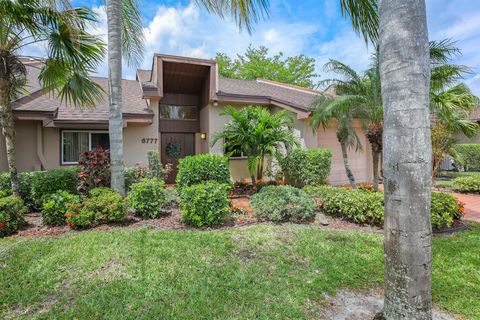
xmin=36 ymin=122 xmax=48 ymax=170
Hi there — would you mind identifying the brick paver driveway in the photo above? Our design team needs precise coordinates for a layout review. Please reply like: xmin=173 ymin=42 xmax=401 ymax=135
xmin=451 ymin=192 xmax=480 ymax=222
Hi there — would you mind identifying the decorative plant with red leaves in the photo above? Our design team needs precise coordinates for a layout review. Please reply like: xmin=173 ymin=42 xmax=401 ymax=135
xmin=77 ymin=147 xmax=111 ymax=194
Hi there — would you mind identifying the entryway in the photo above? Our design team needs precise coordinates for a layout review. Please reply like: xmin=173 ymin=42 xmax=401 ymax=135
xmin=161 ymin=133 xmax=195 ymax=184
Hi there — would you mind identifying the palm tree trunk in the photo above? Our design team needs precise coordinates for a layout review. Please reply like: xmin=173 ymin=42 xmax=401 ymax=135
xmin=340 ymin=141 xmax=357 ymax=189
xmin=0 ymin=76 xmax=19 ymax=196
xmin=372 ymin=150 xmax=379 ymax=191
xmin=107 ymin=0 xmax=125 ymax=195
xmin=379 ymin=0 xmax=432 ymax=318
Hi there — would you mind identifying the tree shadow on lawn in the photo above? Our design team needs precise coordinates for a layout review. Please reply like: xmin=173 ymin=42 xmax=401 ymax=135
xmin=1 ymin=224 xmax=478 ymax=319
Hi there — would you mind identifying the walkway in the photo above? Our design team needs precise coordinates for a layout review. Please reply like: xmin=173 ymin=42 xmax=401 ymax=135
xmin=451 ymin=192 xmax=480 ymax=222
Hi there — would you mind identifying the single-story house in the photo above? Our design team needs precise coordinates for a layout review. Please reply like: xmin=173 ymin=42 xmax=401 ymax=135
xmin=0 ymin=54 xmax=374 ymax=184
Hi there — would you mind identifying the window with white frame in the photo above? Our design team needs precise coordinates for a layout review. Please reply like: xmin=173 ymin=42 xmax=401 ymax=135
xmin=61 ymin=131 xmax=110 ymax=164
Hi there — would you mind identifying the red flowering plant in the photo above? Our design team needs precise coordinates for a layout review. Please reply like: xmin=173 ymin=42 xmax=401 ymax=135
xmin=77 ymin=147 xmax=111 ymax=194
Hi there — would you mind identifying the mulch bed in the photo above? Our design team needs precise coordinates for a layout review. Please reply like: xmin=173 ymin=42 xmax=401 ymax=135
xmin=12 ymin=198 xmax=383 ymax=239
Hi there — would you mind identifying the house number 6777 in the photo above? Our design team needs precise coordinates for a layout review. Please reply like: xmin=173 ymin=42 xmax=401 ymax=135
xmin=141 ymin=138 xmax=158 ymax=144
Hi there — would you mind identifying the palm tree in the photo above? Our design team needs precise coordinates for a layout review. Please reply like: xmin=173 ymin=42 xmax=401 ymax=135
xmin=378 ymin=0 xmax=433 ymax=318
xmin=0 ymin=1 xmax=105 ymax=196
xmin=315 ymin=57 xmax=383 ymax=190
xmin=310 ymin=95 xmax=363 ymax=189
xmin=429 ymin=39 xmax=479 ymax=177
xmin=339 ymin=0 xmax=433 ymax=317
xmin=106 ymin=0 xmax=145 ymax=196
xmin=211 ymin=106 xmax=298 ymax=184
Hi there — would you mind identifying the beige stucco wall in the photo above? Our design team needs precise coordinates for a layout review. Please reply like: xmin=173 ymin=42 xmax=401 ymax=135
xmin=0 ymin=120 xmax=43 ymax=172
xmin=316 ymin=119 xmax=373 ymax=185
xmin=0 ymin=100 xmax=160 ymax=173
xmin=123 ymin=99 xmax=160 ymax=167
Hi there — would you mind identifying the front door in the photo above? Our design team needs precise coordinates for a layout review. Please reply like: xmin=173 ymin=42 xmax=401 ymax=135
xmin=161 ymin=133 xmax=195 ymax=184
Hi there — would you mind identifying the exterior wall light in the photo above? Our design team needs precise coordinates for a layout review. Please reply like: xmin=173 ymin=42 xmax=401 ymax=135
xmin=200 ymin=133 xmax=207 ymax=140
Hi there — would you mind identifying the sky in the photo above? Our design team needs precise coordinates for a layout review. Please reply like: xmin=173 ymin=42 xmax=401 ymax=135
xmin=43 ymin=0 xmax=480 ymax=95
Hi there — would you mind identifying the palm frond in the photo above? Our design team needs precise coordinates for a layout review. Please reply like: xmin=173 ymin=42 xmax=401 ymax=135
xmin=196 ymin=0 xmax=270 ymax=33
xmin=121 ymin=0 xmax=145 ymax=67
xmin=339 ymin=0 xmax=378 ymax=44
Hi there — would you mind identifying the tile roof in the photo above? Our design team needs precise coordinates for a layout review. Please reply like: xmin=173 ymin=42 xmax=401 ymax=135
xmin=217 ymin=78 xmax=321 ymax=111
xmin=13 ymin=67 xmax=152 ymax=123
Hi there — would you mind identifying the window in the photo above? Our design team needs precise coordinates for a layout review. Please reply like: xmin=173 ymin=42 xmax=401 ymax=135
xmin=160 ymin=105 xmax=198 ymax=120
xmin=62 ymin=131 xmax=110 ymax=164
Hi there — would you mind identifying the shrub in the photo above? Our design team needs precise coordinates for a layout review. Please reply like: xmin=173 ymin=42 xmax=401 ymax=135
xmin=180 ymin=182 xmax=231 ymax=227
xmin=453 ymin=144 xmax=480 ymax=171
xmin=250 ymin=185 xmax=317 ymax=222
xmin=124 ymin=164 xmax=149 ymax=192
xmin=127 ymin=178 xmax=166 ymax=218
xmin=307 ymin=186 xmax=464 ymax=229
xmin=176 ymin=154 xmax=231 ymax=189
xmin=31 ymin=167 xmax=79 ymax=206
xmin=41 ymin=191 xmax=80 ymax=226
xmin=147 ymin=150 xmax=164 ymax=179
xmin=77 ymin=147 xmax=110 ymax=193
xmin=281 ymin=148 xmax=332 ymax=187
xmin=0 ymin=196 xmax=25 ymax=237
xmin=453 ymin=176 xmax=480 ymax=193
xmin=0 ymin=172 xmax=35 ymax=211
xmin=66 ymin=188 xmax=127 ymax=229
xmin=431 ymin=192 xmax=465 ymax=229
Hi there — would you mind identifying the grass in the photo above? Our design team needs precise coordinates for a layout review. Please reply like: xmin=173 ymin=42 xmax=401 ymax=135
xmin=436 ymin=180 xmax=456 ymax=189
xmin=1 ymin=224 xmax=479 ymax=319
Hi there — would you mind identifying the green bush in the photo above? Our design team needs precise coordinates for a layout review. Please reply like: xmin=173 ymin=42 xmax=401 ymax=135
xmin=453 ymin=144 xmax=480 ymax=171
xmin=41 ymin=191 xmax=80 ymax=226
xmin=31 ymin=168 xmax=79 ymax=206
xmin=431 ymin=192 xmax=464 ymax=229
xmin=127 ymin=178 xmax=166 ymax=219
xmin=307 ymin=186 xmax=463 ymax=229
xmin=176 ymin=154 xmax=231 ymax=189
xmin=66 ymin=188 xmax=127 ymax=229
xmin=0 ymin=196 xmax=25 ymax=237
xmin=453 ymin=176 xmax=480 ymax=193
xmin=124 ymin=165 xmax=149 ymax=192
xmin=281 ymin=148 xmax=332 ymax=187
xmin=147 ymin=150 xmax=164 ymax=179
xmin=180 ymin=182 xmax=231 ymax=227
xmin=250 ymin=185 xmax=317 ymax=222
xmin=0 ymin=172 xmax=35 ymax=211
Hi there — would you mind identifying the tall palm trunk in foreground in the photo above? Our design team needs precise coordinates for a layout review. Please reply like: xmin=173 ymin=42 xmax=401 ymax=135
xmin=107 ymin=0 xmax=125 ymax=195
xmin=379 ymin=0 xmax=432 ymax=318
xmin=0 ymin=73 xmax=18 ymax=195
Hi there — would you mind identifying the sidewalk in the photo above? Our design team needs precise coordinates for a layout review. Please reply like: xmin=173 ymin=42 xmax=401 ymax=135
xmin=450 ymin=192 xmax=480 ymax=222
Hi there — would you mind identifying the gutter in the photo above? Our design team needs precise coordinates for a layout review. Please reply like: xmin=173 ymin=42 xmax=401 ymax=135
xmin=36 ymin=122 xmax=48 ymax=170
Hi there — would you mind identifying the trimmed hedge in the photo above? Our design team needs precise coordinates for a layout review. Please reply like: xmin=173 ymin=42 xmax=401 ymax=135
xmin=0 ymin=196 xmax=25 ymax=237
xmin=31 ymin=167 xmax=80 ymax=206
xmin=453 ymin=144 xmax=480 ymax=171
xmin=281 ymin=148 xmax=332 ymax=187
xmin=180 ymin=182 xmax=231 ymax=227
xmin=453 ymin=176 xmax=480 ymax=193
xmin=127 ymin=178 xmax=166 ymax=218
xmin=305 ymin=186 xmax=464 ymax=229
xmin=176 ymin=154 xmax=231 ymax=189
xmin=251 ymin=185 xmax=317 ymax=222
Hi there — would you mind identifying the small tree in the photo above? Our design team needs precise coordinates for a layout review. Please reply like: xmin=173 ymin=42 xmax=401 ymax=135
xmin=212 ymin=106 xmax=298 ymax=184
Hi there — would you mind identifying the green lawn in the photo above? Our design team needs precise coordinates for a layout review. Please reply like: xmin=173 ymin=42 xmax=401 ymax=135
xmin=1 ymin=224 xmax=479 ymax=319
